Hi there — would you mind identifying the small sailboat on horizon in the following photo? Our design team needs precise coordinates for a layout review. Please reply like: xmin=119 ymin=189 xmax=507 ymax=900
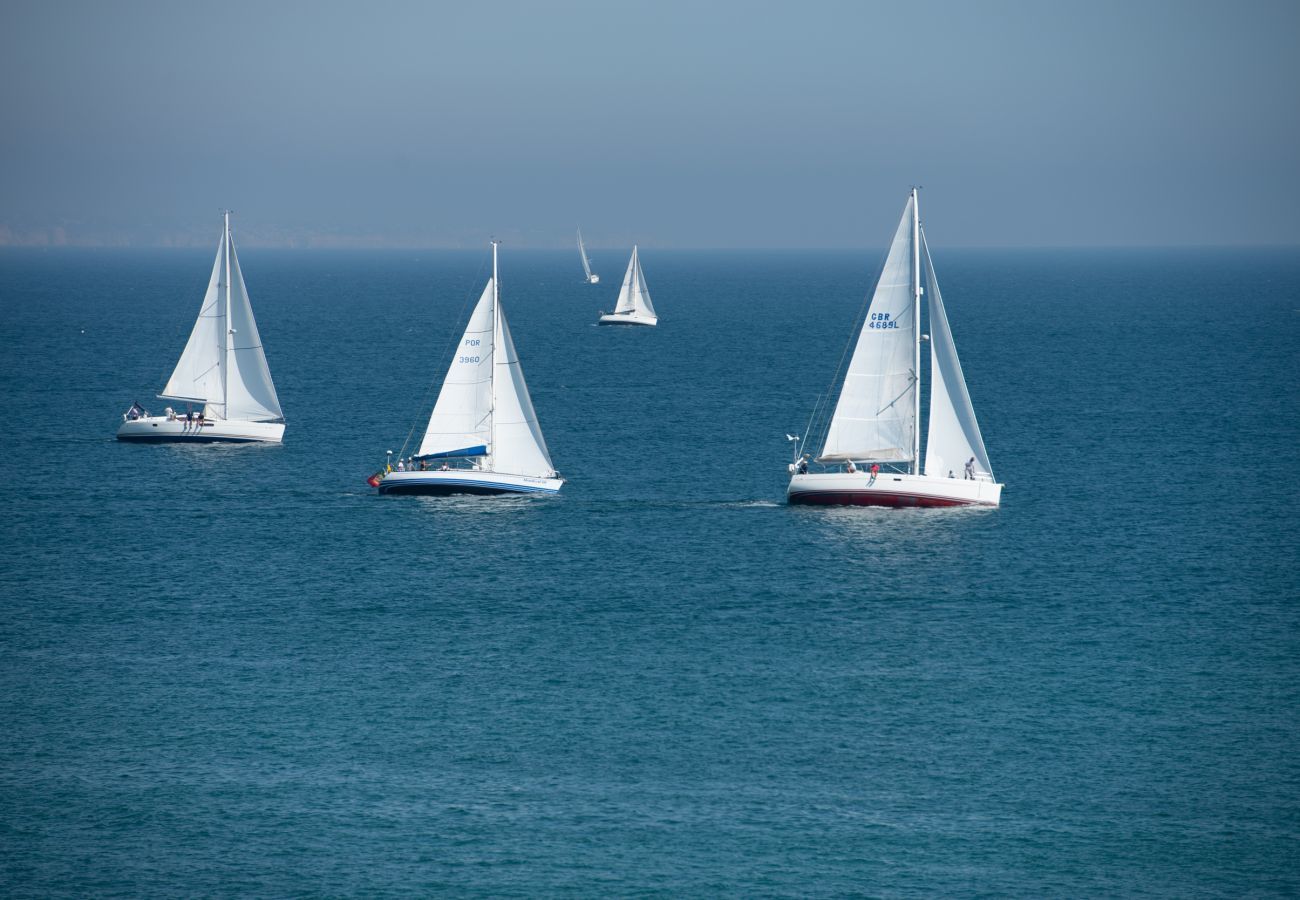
xmin=597 ymin=245 xmax=658 ymax=326
xmin=117 ymin=211 xmax=285 ymax=444
xmin=577 ymin=227 xmax=600 ymax=284
xmin=373 ymin=241 xmax=563 ymax=497
xmin=787 ymin=189 xmax=1002 ymax=508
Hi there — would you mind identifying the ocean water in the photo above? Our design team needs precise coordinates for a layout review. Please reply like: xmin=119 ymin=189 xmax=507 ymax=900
xmin=1 ymin=245 xmax=1297 ymax=895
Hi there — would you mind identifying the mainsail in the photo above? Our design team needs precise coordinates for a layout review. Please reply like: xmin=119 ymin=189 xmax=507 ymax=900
xmin=819 ymin=195 xmax=918 ymax=463
xmin=577 ymin=228 xmax=595 ymax=281
xmin=614 ymin=246 xmax=656 ymax=317
xmin=417 ymin=280 xmax=495 ymax=459
xmin=159 ymin=214 xmax=283 ymax=422
xmin=921 ymin=229 xmax=993 ymax=479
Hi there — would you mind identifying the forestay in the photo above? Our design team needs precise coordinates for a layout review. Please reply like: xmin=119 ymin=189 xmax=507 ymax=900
xmin=921 ymin=230 xmax=993 ymax=479
xmin=614 ymin=246 xmax=656 ymax=317
xmin=819 ymin=195 xmax=918 ymax=463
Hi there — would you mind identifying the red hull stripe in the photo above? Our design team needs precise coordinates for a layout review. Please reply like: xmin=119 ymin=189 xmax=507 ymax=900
xmin=788 ymin=489 xmax=979 ymax=508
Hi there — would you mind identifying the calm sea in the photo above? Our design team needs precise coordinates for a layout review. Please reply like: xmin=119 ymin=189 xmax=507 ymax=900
xmin=1 ymin=246 xmax=1297 ymax=895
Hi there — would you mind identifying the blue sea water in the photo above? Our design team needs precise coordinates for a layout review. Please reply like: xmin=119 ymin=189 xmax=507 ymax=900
xmin=1 ymin=245 xmax=1298 ymax=895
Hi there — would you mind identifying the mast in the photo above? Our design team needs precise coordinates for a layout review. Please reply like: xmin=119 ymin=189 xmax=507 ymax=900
xmin=222 ymin=209 xmax=232 ymax=416
xmin=911 ymin=188 xmax=921 ymax=475
xmin=489 ymin=239 xmax=500 ymax=471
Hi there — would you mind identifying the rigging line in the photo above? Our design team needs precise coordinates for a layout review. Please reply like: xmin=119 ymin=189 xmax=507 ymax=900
xmin=397 ymin=249 xmax=491 ymax=459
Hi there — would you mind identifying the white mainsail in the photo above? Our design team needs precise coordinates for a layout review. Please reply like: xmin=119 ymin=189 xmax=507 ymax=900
xmin=159 ymin=213 xmax=283 ymax=422
xmin=819 ymin=195 xmax=918 ymax=463
xmin=577 ymin=228 xmax=597 ymax=282
xmin=416 ymin=246 xmax=556 ymax=477
xmin=614 ymin=246 xmax=656 ymax=317
xmin=921 ymin=229 xmax=993 ymax=480
xmin=417 ymin=280 xmax=495 ymax=459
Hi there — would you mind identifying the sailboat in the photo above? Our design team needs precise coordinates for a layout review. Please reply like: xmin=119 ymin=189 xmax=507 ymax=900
xmin=117 ymin=211 xmax=285 ymax=443
xmin=374 ymin=241 xmax=563 ymax=496
xmin=597 ymin=245 xmax=658 ymax=326
xmin=577 ymin=227 xmax=600 ymax=284
xmin=787 ymin=189 xmax=1002 ymax=507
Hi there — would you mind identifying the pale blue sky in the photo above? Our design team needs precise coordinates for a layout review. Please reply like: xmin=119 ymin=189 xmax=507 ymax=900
xmin=2 ymin=0 xmax=1297 ymax=247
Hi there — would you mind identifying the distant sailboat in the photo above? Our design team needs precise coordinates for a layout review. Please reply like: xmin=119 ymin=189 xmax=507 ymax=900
xmin=117 ymin=211 xmax=285 ymax=443
xmin=787 ymin=189 xmax=1002 ymax=507
xmin=374 ymin=241 xmax=563 ymax=496
xmin=577 ymin=228 xmax=600 ymax=284
xmin=597 ymin=246 xmax=658 ymax=326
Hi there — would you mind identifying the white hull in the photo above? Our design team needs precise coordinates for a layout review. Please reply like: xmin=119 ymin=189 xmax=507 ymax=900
xmin=597 ymin=312 xmax=657 ymax=326
xmin=117 ymin=416 xmax=284 ymax=444
xmin=788 ymin=471 xmax=1002 ymax=507
xmin=587 ymin=275 xmax=601 ymax=284
xmin=376 ymin=469 xmax=563 ymax=496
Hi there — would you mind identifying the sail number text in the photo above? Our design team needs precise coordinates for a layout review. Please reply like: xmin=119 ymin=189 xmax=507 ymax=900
xmin=459 ymin=338 xmax=481 ymax=364
xmin=869 ymin=313 xmax=899 ymax=329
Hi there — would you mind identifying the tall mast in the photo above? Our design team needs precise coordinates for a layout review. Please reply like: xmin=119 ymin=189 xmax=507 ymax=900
xmin=911 ymin=188 xmax=922 ymax=475
xmin=489 ymin=239 xmax=500 ymax=470
xmin=222 ymin=209 xmax=232 ymax=416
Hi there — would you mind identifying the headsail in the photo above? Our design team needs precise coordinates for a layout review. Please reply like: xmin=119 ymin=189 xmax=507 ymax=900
xmin=614 ymin=246 xmax=656 ymax=317
xmin=490 ymin=299 xmax=556 ymax=477
xmin=819 ymin=195 xmax=918 ymax=463
xmin=921 ymin=229 xmax=993 ymax=479
xmin=223 ymin=236 xmax=283 ymax=422
xmin=417 ymin=279 xmax=495 ymax=459
xmin=160 ymin=214 xmax=282 ymax=422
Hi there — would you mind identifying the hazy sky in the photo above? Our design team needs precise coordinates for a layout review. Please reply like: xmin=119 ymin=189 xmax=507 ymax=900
xmin=2 ymin=0 xmax=1297 ymax=248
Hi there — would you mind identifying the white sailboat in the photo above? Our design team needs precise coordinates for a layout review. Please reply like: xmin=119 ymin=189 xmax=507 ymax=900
xmin=577 ymin=227 xmax=600 ymax=284
xmin=374 ymin=241 xmax=563 ymax=496
xmin=597 ymin=245 xmax=657 ymax=326
xmin=787 ymin=189 xmax=1002 ymax=507
xmin=117 ymin=211 xmax=285 ymax=444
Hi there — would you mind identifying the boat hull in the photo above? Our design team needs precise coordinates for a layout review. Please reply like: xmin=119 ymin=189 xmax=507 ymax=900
xmin=376 ymin=470 xmax=563 ymax=496
xmin=597 ymin=313 xmax=657 ymax=326
xmin=116 ymin=416 xmax=284 ymax=444
xmin=787 ymin=471 xmax=1002 ymax=508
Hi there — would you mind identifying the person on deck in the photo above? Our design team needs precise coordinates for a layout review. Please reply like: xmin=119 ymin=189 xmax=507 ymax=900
xmin=965 ymin=457 xmax=976 ymax=480
xmin=869 ymin=463 xmax=880 ymax=485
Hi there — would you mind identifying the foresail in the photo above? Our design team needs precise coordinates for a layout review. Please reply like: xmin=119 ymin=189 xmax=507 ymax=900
xmin=418 ymin=279 xmax=495 ymax=459
xmin=819 ymin=195 xmax=918 ymax=463
xmin=223 ymin=237 xmax=284 ymax=422
xmin=160 ymin=231 xmax=226 ymax=414
xmin=614 ymin=246 xmax=655 ymax=316
xmin=490 ymin=301 xmax=556 ymax=478
xmin=921 ymin=230 xmax=993 ymax=479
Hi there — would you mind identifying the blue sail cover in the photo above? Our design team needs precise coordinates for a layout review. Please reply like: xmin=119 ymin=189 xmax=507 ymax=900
xmin=415 ymin=445 xmax=487 ymax=461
